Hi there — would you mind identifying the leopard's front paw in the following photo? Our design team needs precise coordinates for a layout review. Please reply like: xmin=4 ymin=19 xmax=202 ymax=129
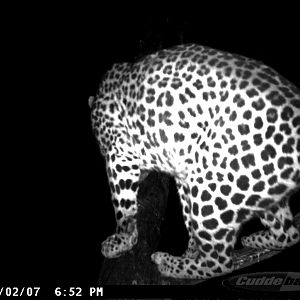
xmin=101 ymin=231 xmax=138 ymax=258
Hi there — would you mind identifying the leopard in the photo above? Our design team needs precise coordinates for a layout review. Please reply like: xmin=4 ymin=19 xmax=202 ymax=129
xmin=89 ymin=44 xmax=300 ymax=279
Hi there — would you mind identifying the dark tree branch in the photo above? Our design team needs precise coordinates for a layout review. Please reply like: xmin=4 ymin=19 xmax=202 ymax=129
xmin=98 ymin=171 xmax=300 ymax=285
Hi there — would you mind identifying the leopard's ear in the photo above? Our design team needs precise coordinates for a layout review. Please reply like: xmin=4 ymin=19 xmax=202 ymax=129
xmin=88 ymin=96 xmax=95 ymax=108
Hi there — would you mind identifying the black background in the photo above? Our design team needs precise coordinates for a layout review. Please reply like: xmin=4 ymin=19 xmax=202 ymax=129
xmin=2 ymin=4 xmax=300 ymax=298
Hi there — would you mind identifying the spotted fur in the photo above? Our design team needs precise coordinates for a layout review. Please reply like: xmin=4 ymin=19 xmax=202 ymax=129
xmin=90 ymin=44 xmax=300 ymax=279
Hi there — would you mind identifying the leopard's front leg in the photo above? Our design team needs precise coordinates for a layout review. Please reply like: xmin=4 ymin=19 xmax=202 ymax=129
xmin=101 ymin=149 xmax=140 ymax=258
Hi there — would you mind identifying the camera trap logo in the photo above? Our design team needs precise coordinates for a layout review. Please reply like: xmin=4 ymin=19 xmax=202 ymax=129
xmin=222 ymin=272 xmax=300 ymax=292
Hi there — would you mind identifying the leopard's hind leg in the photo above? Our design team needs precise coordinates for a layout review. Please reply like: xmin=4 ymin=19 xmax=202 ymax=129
xmin=242 ymin=200 xmax=299 ymax=250
xmin=175 ymin=181 xmax=200 ymax=259
xmin=152 ymin=179 xmax=236 ymax=279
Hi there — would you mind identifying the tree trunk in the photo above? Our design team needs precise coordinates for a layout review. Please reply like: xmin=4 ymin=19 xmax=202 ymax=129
xmin=98 ymin=171 xmax=300 ymax=285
